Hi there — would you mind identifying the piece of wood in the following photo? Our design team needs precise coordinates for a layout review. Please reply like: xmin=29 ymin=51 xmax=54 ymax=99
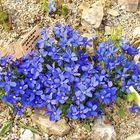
xmin=19 ymin=25 xmax=40 ymax=55
xmin=0 ymin=25 xmax=41 ymax=59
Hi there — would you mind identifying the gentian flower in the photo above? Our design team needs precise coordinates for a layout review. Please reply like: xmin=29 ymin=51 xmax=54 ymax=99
xmin=72 ymin=90 xmax=86 ymax=105
xmin=64 ymin=62 xmax=80 ymax=82
xmin=67 ymin=104 xmax=79 ymax=119
xmin=48 ymin=0 xmax=56 ymax=13
xmin=2 ymin=92 xmax=17 ymax=104
xmin=47 ymin=104 xmax=62 ymax=121
xmin=96 ymin=87 xmax=117 ymax=104
xmin=13 ymin=80 xmax=28 ymax=95
xmin=62 ymin=49 xmax=78 ymax=63
xmin=0 ymin=80 xmax=16 ymax=92
xmin=120 ymin=42 xmax=138 ymax=56
xmin=0 ymin=55 xmax=13 ymax=67
xmin=86 ymin=101 xmax=99 ymax=117
xmin=79 ymin=104 xmax=89 ymax=119
xmin=129 ymin=105 xmax=140 ymax=113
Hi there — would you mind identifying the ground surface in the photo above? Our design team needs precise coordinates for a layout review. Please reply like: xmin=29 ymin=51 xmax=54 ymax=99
xmin=0 ymin=0 xmax=140 ymax=140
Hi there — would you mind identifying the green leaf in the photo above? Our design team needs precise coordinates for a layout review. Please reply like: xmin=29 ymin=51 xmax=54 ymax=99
xmin=129 ymin=86 xmax=140 ymax=106
xmin=19 ymin=122 xmax=41 ymax=135
xmin=0 ymin=121 xmax=13 ymax=137
xmin=116 ymin=97 xmax=122 ymax=105
xmin=83 ymin=124 xmax=91 ymax=131
xmin=42 ymin=0 xmax=49 ymax=13
xmin=36 ymin=0 xmax=41 ymax=3
xmin=118 ymin=107 xmax=125 ymax=118
xmin=0 ymin=88 xmax=6 ymax=98
xmin=61 ymin=4 xmax=68 ymax=16
xmin=0 ymin=11 xmax=7 ymax=23
xmin=24 ymin=108 xmax=33 ymax=117
xmin=6 ymin=103 xmax=14 ymax=112
xmin=110 ymin=26 xmax=122 ymax=43
xmin=127 ymin=93 xmax=136 ymax=102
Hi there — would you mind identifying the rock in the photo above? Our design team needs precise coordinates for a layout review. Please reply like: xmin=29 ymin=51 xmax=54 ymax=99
xmin=91 ymin=117 xmax=116 ymax=140
xmin=0 ymin=105 xmax=10 ymax=123
xmin=81 ymin=1 xmax=104 ymax=28
xmin=78 ymin=1 xmax=89 ymax=11
xmin=118 ymin=0 xmax=139 ymax=12
xmin=31 ymin=113 xmax=70 ymax=137
xmin=107 ymin=9 xmax=120 ymax=17
xmin=133 ymin=26 xmax=140 ymax=38
xmin=34 ymin=134 xmax=42 ymax=140
xmin=111 ymin=0 xmax=117 ymax=5
xmin=125 ymin=133 xmax=140 ymax=140
xmin=134 ymin=46 xmax=140 ymax=64
xmin=132 ymin=39 xmax=140 ymax=48
xmin=44 ymin=134 xmax=49 ymax=140
xmin=132 ymin=27 xmax=140 ymax=48
xmin=20 ymin=129 xmax=34 ymax=140
xmin=105 ymin=26 xmax=111 ymax=35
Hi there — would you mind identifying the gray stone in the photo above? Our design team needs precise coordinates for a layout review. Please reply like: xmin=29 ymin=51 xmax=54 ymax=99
xmin=78 ymin=1 xmax=89 ymax=11
xmin=132 ymin=27 xmax=140 ymax=48
xmin=31 ymin=113 xmax=70 ymax=137
xmin=107 ymin=9 xmax=120 ymax=17
xmin=105 ymin=26 xmax=111 ymax=35
xmin=34 ymin=134 xmax=42 ymax=140
xmin=118 ymin=0 xmax=139 ymax=12
xmin=20 ymin=129 xmax=34 ymax=140
xmin=91 ymin=117 xmax=116 ymax=140
xmin=134 ymin=46 xmax=140 ymax=64
xmin=125 ymin=133 xmax=140 ymax=140
xmin=81 ymin=1 xmax=104 ymax=28
xmin=133 ymin=26 xmax=140 ymax=38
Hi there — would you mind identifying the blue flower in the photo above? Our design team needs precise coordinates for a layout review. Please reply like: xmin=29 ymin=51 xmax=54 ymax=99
xmin=15 ymin=107 xmax=25 ymax=116
xmin=96 ymin=87 xmax=117 ymax=104
xmin=79 ymin=104 xmax=89 ymax=119
xmin=58 ymin=36 xmax=69 ymax=49
xmin=64 ymin=62 xmax=80 ymax=82
xmin=0 ymin=55 xmax=13 ymax=67
xmin=115 ymin=68 xmax=130 ymax=80
xmin=47 ymin=46 xmax=60 ymax=61
xmin=45 ymin=93 xmax=58 ymax=105
xmin=26 ymin=82 xmax=43 ymax=103
xmin=74 ymin=74 xmax=93 ymax=98
xmin=47 ymin=104 xmax=62 ymax=121
xmin=72 ymin=90 xmax=86 ymax=105
xmin=86 ymin=101 xmax=99 ymax=117
xmin=129 ymin=105 xmax=140 ymax=113
xmin=62 ymin=49 xmax=78 ymax=63
xmin=53 ymin=24 xmax=63 ymax=38
xmin=2 ymin=91 xmax=17 ymax=104
xmin=48 ymin=0 xmax=56 ymax=13
xmin=0 ymin=80 xmax=16 ymax=92
xmin=120 ymin=42 xmax=138 ymax=56
xmin=25 ymin=77 xmax=37 ymax=89
xmin=127 ymin=73 xmax=140 ymax=91
xmin=13 ymin=80 xmax=28 ymax=95
xmin=96 ymin=41 xmax=118 ymax=61
xmin=56 ymin=90 xmax=68 ymax=104
xmin=105 ymin=58 xmax=116 ymax=70
xmin=67 ymin=104 xmax=79 ymax=119
xmin=115 ymin=55 xmax=127 ymax=65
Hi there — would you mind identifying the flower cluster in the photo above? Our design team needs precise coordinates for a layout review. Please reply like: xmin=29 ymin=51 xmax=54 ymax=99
xmin=0 ymin=24 xmax=140 ymax=121
xmin=48 ymin=0 xmax=56 ymax=13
